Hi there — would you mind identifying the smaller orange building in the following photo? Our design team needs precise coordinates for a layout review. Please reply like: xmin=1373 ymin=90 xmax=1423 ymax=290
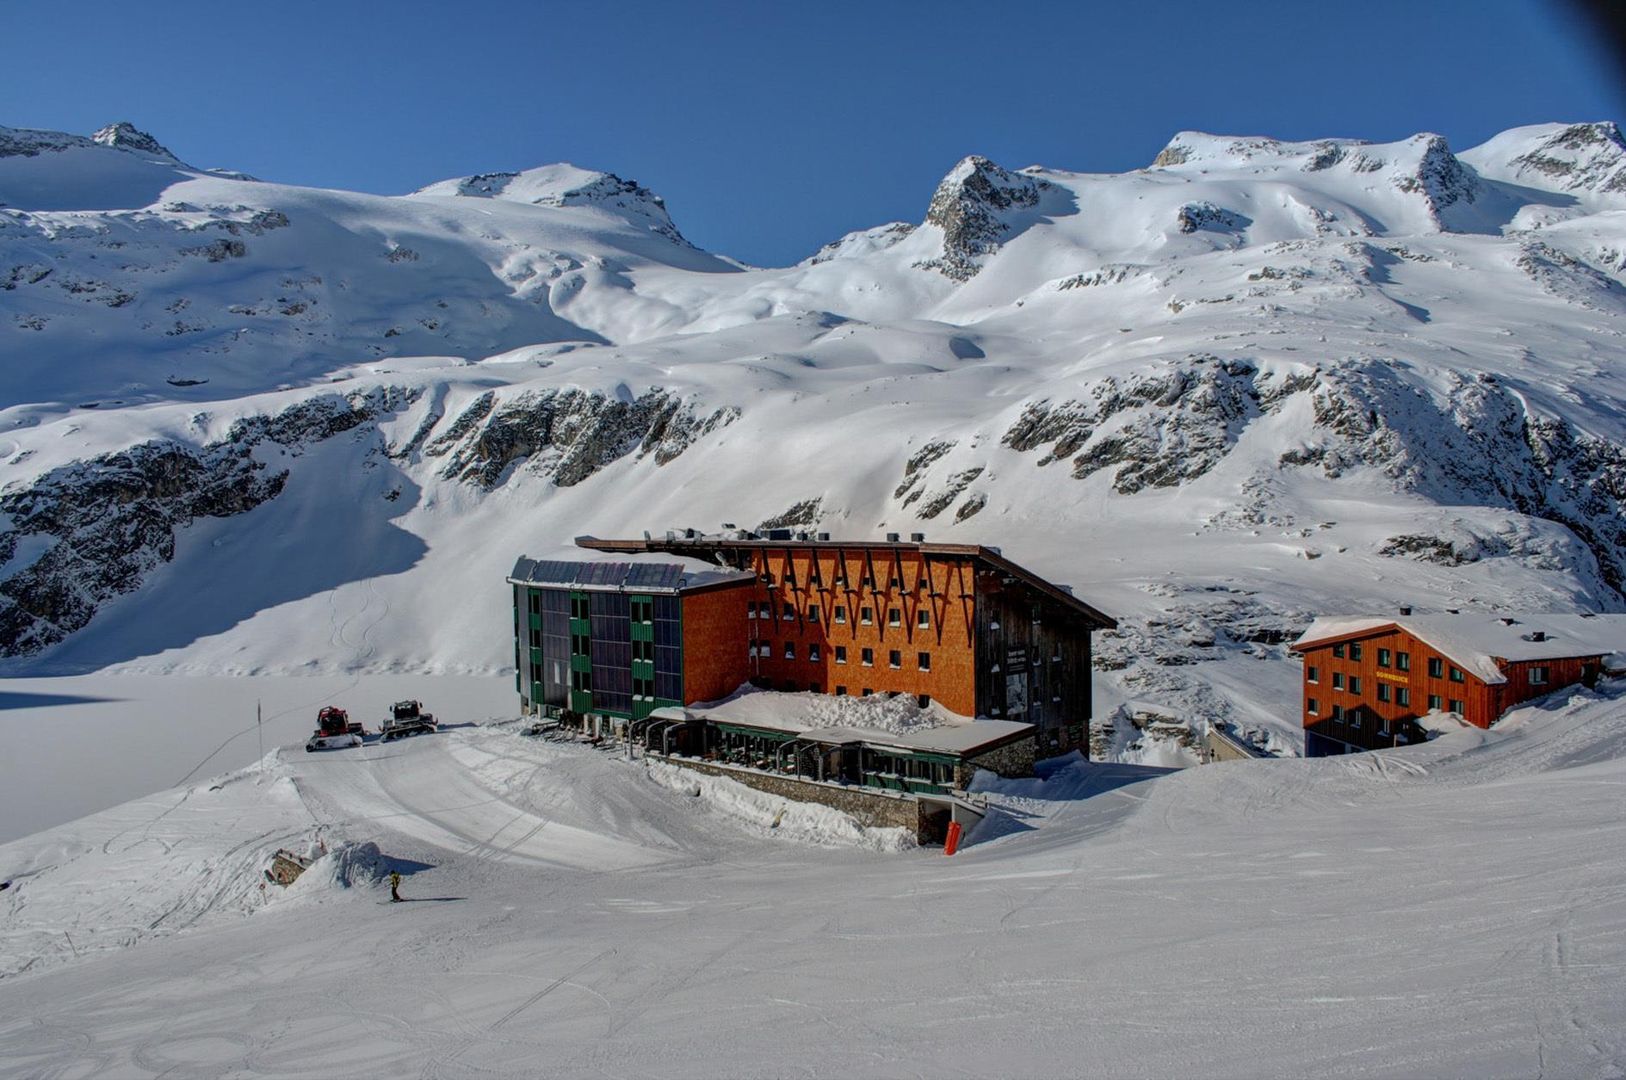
xmin=1292 ymin=612 xmax=1625 ymax=755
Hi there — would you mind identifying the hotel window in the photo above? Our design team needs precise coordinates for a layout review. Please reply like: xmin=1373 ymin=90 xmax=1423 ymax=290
xmin=747 ymin=601 xmax=759 ymax=619
xmin=1396 ymin=651 xmax=1410 ymax=672
xmin=862 ymin=688 xmax=873 ymax=697
xmin=1307 ymin=665 xmax=1319 ymax=683
xmin=917 ymin=694 xmax=931 ymax=708
xmin=1428 ymin=658 xmax=1443 ymax=678
xmin=888 ymin=608 xmax=901 ymax=627
xmin=1349 ymin=709 xmax=1362 ymax=730
xmin=784 ymin=642 xmax=796 ymax=660
xmin=835 ymin=685 xmax=847 ymax=696
xmin=1349 ymin=643 xmax=1363 ymax=661
xmin=1331 ymin=704 xmax=1344 ymax=720
xmin=529 ymin=627 xmax=542 ymax=649
xmin=809 ymin=644 xmax=821 ymax=662
xmin=1377 ymin=683 xmax=1390 ymax=703
xmin=889 ymin=650 xmax=902 ymax=669
xmin=918 ymin=609 xmax=930 ymax=628
xmin=1448 ymin=666 xmax=1465 ymax=684
xmin=861 ymin=648 xmax=874 ymax=667
xmin=1428 ymin=694 xmax=1442 ymax=710
xmin=918 ymin=651 xmax=931 ymax=671
xmin=782 ymin=607 xmax=795 ymax=621
xmin=1449 ymin=698 xmax=1465 ymax=714
xmin=1333 ymin=644 xmax=1345 ymax=658
xmin=1529 ymin=666 xmax=1550 ymax=685
xmin=834 ymin=606 xmax=847 ymax=624
xmin=1349 ymin=676 xmax=1362 ymax=695
xmin=1377 ymin=648 xmax=1391 ymax=667
xmin=1332 ymin=673 xmax=1344 ymax=690
xmin=860 ymin=607 xmax=874 ymax=625
xmin=807 ymin=605 xmax=820 ymax=622
xmin=1307 ymin=698 xmax=1319 ymax=715
xmin=835 ymin=646 xmax=847 ymax=664
xmin=1396 ymin=688 xmax=1410 ymax=707
xmin=527 ymin=592 xmax=541 ymax=614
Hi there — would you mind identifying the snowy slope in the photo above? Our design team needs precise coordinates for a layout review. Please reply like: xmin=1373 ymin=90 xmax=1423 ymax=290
xmin=1 ymin=674 xmax=1623 ymax=1077
xmin=5 ymin=119 xmax=1626 ymax=758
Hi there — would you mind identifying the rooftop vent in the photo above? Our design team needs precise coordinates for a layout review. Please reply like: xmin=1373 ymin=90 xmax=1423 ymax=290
xmin=1527 ymin=630 xmax=1548 ymax=642
xmin=817 ymin=531 xmax=831 ymax=541
xmin=1499 ymin=617 xmax=1518 ymax=625
xmin=1399 ymin=606 xmax=1412 ymax=616
xmin=767 ymin=528 xmax=793 ymax=541
xmin=910 ymin=532 xmax=925 ymax=542
xmin=684 ymin=528 xmax=697 ymax=539
xmin=886 ymin=532 xmax=901 ymax=542
xmin=721 ymin=522 xmax=737 ymax=530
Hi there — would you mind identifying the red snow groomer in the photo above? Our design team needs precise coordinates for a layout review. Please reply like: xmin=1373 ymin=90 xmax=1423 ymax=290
xmin=305 ymin=706 xmax=365 ymax=752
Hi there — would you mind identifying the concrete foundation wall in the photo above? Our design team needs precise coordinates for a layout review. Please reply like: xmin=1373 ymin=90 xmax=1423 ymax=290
xmin=955 ymin=736 xmax=1036 ymax=788
xmin=653 ymin=756 xmax=925 ymax=835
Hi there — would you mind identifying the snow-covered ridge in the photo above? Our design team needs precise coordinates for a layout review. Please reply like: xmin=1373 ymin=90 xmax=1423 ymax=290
xmin=5 ymin=118 xmax=1626 ymax=758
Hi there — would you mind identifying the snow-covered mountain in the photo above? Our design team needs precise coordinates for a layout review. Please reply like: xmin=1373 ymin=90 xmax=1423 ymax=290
xmin=5 ymin=119 xmax=1626 ymax=754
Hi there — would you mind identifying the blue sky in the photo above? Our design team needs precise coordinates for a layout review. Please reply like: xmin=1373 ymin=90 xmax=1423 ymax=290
xmin=5 ymin=1 xmax=1620 ymax=266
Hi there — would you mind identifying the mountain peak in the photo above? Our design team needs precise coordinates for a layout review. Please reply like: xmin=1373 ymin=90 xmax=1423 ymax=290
xmin=90 ymin=122 xmax=176 ymax=159
xmin=1462 ymin=122 xmax=1626 ymax=196
xmin=413 ymin=163 xmax=690 ymax=246
xmin=920 ymin=155 xmax=1049 ymax=281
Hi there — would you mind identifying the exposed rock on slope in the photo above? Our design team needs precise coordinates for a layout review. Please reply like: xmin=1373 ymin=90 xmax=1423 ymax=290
xmin=918 ymin=156 xmax=1048 ymax=280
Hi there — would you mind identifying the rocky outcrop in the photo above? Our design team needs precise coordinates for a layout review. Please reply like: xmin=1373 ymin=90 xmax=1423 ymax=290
xmin=1176 ymin=202 xmax=1249 ymax=235
xmin=90 ymin=122 xmax=176 ymax=159
xmin=918 ymin=157 xmax=1048 ymax=281
xmin=1504 ymin=122 xmax=1626 ymax=194
xmin=424 ymin=387 xmax=737 ymax=489
xmin=1392 ymin=135 xmax=1478 ymax=224
xmin=0 ymin=388 xmax=412 ymax=658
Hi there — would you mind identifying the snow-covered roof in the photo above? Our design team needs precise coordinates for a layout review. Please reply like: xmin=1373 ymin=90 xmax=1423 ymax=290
xmin=690 ymin=687 xmax=1034 ymax=757
xmin=1294 ymin=614 xmax=1626 ymax=685
xmin=507 ymin=554 xmax=753 ymax=594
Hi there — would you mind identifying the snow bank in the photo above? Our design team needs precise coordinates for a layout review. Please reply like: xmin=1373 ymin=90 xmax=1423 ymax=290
xmin=643 ymin=760 xmax=914 ymax=852
xmin=280 ymin=841 xmax=387 ymax=901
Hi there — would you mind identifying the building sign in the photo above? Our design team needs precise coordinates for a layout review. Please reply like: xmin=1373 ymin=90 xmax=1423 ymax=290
xmin=1375 ymin=672 xmax=1409 ymax=685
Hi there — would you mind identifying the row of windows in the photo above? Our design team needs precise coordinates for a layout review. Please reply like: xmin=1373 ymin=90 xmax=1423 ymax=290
xmin=751 ymin=641 xmax=932 ymax=670
xmin=1308 ymin=657 xmax=1469 ymax=685
xmin=1308 ymin=695 xmax=1465 ymax=717
xmin=748 ymin=601 xmax=931 ymax=629
xmin=758 ymin=567 xmax=936 ymax=593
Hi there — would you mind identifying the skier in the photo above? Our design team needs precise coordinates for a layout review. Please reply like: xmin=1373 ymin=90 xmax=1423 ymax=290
xmin=389 ymin=871 xmax=402 ymax=903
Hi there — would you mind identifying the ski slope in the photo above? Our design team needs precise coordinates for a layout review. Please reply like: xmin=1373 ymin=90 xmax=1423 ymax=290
xmin=1 ymin=675 xmax=1623 ymax=1077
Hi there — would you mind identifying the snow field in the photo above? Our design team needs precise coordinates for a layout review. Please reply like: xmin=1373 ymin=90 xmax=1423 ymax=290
xmin=0 ymin=675 xmax=1622 ymax=1077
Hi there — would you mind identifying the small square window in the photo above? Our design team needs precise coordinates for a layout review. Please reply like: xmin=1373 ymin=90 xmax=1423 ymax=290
xmin=1529 ymin=666 xmax=1549 ymax=685
xmin=889 ymin=650 xmax=901 ymax=669
xmin=1376 ymin=683 xmax=1390 ymax=703
xmin=1396 ymin=652 xmax=1410 ymax=672
xmin=809 ymin=644 xmax=821 ymax=662
xmin=918 ymin=651 xmax=931 ymax=672
xmin=1377 ymin=648 xmax=1391 ymax=667
xmin=1349 ymin=676 xmax=1362 ymax=695
xmin=747 ymin=602 xmax=759 ymax=619
xmin=834 ymin=606 xmax=847 ymax=624
xmin=917 ymin=609 xmax=930 ymax=628
xmin=808 ymin=605 xmax=820 ymax=622
xmin=784 ymin=642 xmax=795 ymax=660
xmin=1428 ymin=658 xmax=1443 ymax=678
xmin=860 ymin=607 xmax=873 ymax=625
xmin=1307 ymin=665 xmax=1319 ymax=683
xmin=1428 ymin=694 xmax=1442 ymax=710
xmin=835 ymin=646 xmax=847 ymax=664
xmin=1349 ymin=643 xmax=1363 ymax=661
xmin=1448 ymin=666 xmax=1465 ymax=684
xmin=888 ymin=608 xmax=901 ymax=627
xmin=861 ymin=688 xmax=873 ymax=697
xmin=1307 ymin=698 xmax=1319 ymax=715
xmin=1331 ymin=704 xmax=1345 ymax=720
xmin=1332 ymin=673 xmax=1344 ymax=690
xmin=1333 ymin=644 xmax=1345 ymax=658
xmin=1396 ymin=688 xmax=1410 ymax=707
xmin=1349 ymin=710 xmax=1363 ymax=730
xmin=1449 ymin=698 xmax=1465 ymax=714
xmin=917 ymin=694 xmax=931 ymax=708
xmin=861 ymin=648 xmax=874 ymax=667
xmin=835 ymin=685 xmax=847 ymax=696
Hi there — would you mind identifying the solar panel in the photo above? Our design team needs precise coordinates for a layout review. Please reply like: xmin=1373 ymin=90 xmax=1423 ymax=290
xmin=624 ymin=562 xmax=684 ymax=590
xmin=522 ymin=559 xmax=585 ymax=584
xmin=575 ymin=561 xmax=631 ymax=587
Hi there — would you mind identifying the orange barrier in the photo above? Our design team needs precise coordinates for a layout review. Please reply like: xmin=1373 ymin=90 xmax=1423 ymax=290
xmin=944 ymin=820 xmax=963 ymax=856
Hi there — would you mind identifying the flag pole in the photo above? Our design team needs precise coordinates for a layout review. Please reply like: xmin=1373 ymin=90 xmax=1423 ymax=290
xmin=257 ymin=699 xmax=264 ymax=775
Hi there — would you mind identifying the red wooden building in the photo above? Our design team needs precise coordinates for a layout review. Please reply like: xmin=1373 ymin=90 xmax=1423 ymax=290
xmin=1291 ymin=613 xmax=1626 ymax=755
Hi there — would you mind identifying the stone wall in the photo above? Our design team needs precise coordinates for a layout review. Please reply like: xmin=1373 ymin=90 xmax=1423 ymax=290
xmin=652 ymin=756 xmax=924 ymax=835
xmin=955 ymin=736 xmax=1036 ymax=788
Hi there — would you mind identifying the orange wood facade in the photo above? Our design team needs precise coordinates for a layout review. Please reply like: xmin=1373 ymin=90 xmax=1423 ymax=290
xmin=1298 ymin=624 xmax=1607 ymax=754
xmin=680 ymin=585 xmax=755 ymax=705
xmin=730 ymin=547 xmax=980 ymax=717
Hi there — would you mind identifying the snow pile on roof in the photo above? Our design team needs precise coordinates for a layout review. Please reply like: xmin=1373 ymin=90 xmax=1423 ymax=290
xmin=1295 ymin=614 xmax=1626 ymax=684
xmin=508 ymin=552 xmax=753 ymax=592
xmin=693 ymin=686 xmax=1033 ymax=754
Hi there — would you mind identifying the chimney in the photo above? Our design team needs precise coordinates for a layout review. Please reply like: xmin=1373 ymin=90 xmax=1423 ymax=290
xmin=817 ymin=531 xmax=831 ymax=541
xmin=910 ymin=532 xmax=926 ymax=542
xmin=1398 ymin=606 xmax=1412 ymax=616
xmin=886 ymin=532 xmax=900 ymax=542
xmin=1531 ymin=630 xmax=1547 ymax=642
